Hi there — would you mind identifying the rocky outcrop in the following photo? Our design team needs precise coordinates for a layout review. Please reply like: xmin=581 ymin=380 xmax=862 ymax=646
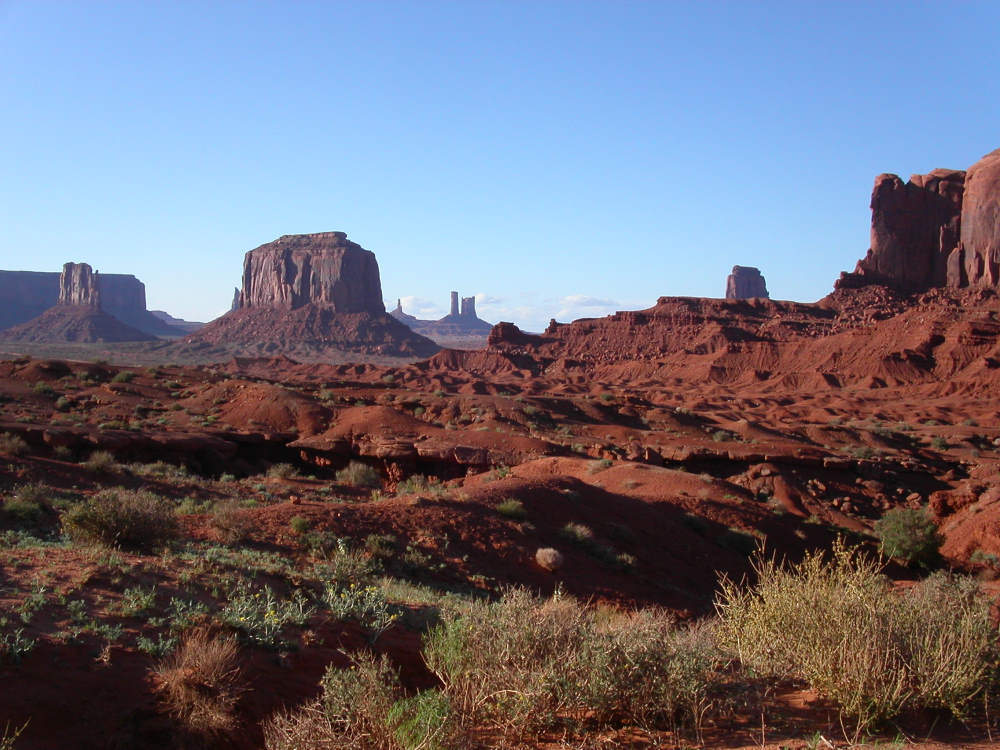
xmin=390 ymin=292 xmax=493 ymax=341
xmin=187 ymin=233 xmax=439 ymax=359
xmin=953 ymin=148 xmax=1000 ymax=287
xmin=237 ymin=232 xmax=384 ymax=313
xmin=59 ymin=263 xmax=100 ymax=307
xmin=837 ymin=149 xmax=1000 ymax=293
xmin=725 ymin=266 xmax=769 ymax=299
xmin=0 ymin=268 xmax=183 ymax=336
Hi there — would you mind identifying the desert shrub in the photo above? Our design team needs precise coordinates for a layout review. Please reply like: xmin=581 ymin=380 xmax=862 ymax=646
xmin=31 ymin=381 xmax=56 ymax=396
xmin=715 ymin=542 xmax=999 ymax=735
xmin=931 ymin=435 xmax=949 ymax=450
xmin=54 ymin=395 xmax=71 ymax=411
xmin=336 ymin=461 xmax=381 ymax=488
xmin=496 ymin=498 xmax=527 ymax=519
xmin=289 ymin=515 xmax=311 ymax=535
xmin=0 ymin=433 xmax=28 ymax=456
xmin=62 ymin=489 xmax=179 ymax=551
xmin=82 ymin=450 xmax=118 ymax=473
xmin=264 ymin=651 xmax=403 ymax=750
xmin=588 ymin=458 xmax=613 ymax=473
xmin=218 ymin=581 xmax=312 ymax=648
xmin=560 ymin=522 xmax=594 ymax=543
xmin=111 ymin=370 xmax=136 ymax=383
xmin=266 ymin=462 xmax=298 ymax=479
xmin=422 ymin=588 xmax=720 ymax=738
xmin=535 ymin=547 xmax=564 ymax=571
xmin=322 ymin=582 xmax=401 ymax=642
xmin=154 ymin=628 xmax=243 ymax=735
xmin=3 ymin=497 xmax=44 ymax=528
xmin=387 ymin=690 xmax=454 ymax=750
xmin=875 ymin=507 xmax=942 ymax=568
xmin=210 ymin=500 xmax=255 ymax=545
xmin=311 ymin=541 xmax=381 ymax=586
xmin=716 ymin=527 xmax=757 ymax=555
xmin=395 ymin=474 xmax=444 ymax=496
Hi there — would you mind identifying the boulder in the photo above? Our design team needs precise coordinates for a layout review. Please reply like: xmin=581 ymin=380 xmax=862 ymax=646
xmin=725 ymin=266 xmax=769 ymax=299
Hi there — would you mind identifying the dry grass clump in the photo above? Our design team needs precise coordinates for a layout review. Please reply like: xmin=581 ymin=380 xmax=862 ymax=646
xmin=266 ymin=590 xmax=719 ymax=748
xmin=422 ymin=588 xmax=720 ymax=739
xmin=335 ymin=461 xmax=382 ymax=488
xmin=154 ymin=628 xmax=243 ymax=735
xmin=209 ymin=500 xmax=255 ymax=545
xmin=715 ymin=541 xmax=999 ymax=735
xmin=0 ymin=433 xmax=28 ymax=456
xmin=535 ymin=547 xmax=564 ymax=571
xmin=62 ymin=489 xmax=179 ymax=551
xmin=82 ymin=449 xmax=118 ymax=473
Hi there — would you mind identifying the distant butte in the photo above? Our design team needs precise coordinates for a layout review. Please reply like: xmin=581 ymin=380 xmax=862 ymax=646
xmin=186 ymin=232 xmax=439 ymax=358
xmin=725 ymin=266 xmax=769 ymax=300
xmin=390 ymin=291 xmax=493 ymax=342
xmin=0 ymin=262 xmax=156 ymax=343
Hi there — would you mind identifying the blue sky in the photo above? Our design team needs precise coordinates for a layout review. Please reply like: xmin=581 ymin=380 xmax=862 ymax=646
xmin=1 ymin=1 xmax=998 ymax=331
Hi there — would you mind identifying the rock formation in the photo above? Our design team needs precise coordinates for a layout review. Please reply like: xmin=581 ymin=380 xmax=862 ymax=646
xmin=59 ymin=262 xmax=100 ymax=307
xmin=0 ymin=262 xmax=156 ymax=343
xmin=390 ymin=291 xmax=493 ymax=343
xmin=237 ymin=232 xmax=384 ymax=313
xmin=0 ymin=268 xmax=183 ymax=336
xmin=187 ymin=232 xmax=438 ymax=358
xmin=838 ymin=148 xmax=1000 ymax=293
xmin=953 ymin=148 xmax=1000 ymax=287
xmin=725 ymin=266 xmax=769 ymax=299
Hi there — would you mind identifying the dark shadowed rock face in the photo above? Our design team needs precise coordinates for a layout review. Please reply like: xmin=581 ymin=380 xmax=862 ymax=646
xmin=725 ymin=266 xmax=769 ymax=299
xmin=238 ymin=232 xmax=385 ymax=313
xmin=955 ymin=149 xmax=1000 ymax=288
xmin=59 ymin=263 xmax=100 ymax=307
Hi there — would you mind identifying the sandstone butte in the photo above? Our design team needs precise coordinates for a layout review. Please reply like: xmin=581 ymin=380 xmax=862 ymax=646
xmin=725 ymin=265 xmax=769 ymax=300
xmin=0 ymin=262 xmax=156 ymax=343
xmin=186 ymin=232 xmax=440 ymax=358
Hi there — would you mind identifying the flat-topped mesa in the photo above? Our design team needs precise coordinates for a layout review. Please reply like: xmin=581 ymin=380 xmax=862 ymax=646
xmin=58 ymin=262 xmax=101 ymax=307
xmin=725 ymin=266 xmax=769 ymax=300
xmin=237 ymin=232 xmax=385 ymax=313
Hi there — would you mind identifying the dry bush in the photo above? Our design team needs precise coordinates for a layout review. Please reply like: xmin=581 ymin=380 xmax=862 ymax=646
xmin=335 ymin=461 xmax=382 ymax=488
xmin=154 ymin=628 xmax=243 ymax=735
xmin=535 ymin=547 xmax=564 ymax=571
xmin=0 ymin=433 xmax=28 ymax=456
xmin=62 ymin=489 xmax=179 ymax=551
xmin=82 ymin=449 xmax=118 ymax=473
xmin=715 ymin=541 xmax=999 ymax=735
xmin=209 ymin=500 xmax=255 ymax=544
xmin=422 ymin=588 xmax=720 ymax=739
xmin=264 ymin=651 xmax=401 ymax=750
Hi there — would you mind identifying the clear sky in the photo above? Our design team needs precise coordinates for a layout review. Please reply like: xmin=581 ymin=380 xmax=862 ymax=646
xmin=2 ymin=1 xmax=998 ymax=331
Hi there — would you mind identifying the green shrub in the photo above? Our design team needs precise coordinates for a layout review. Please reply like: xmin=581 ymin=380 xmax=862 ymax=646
xmin=715 ymin=542 xmax=998 ymax=735
xmin=209 ymin=500 xmax=254 ymax=544
xmin=875 ymin=507 xmax=942 ymax=568
xmin=218 ymin=581 xmax=312 ymax=648
xmin=62 ymin=489 xmax=179 ymax=551
xmin=3 ymin=497 xmax=44 ymax=527
xmin=336 ymin=461 xmax=381 ymax=488
xmin=289 ymin=515 xmax=311 ymax=535
xmin=322 ymin=582 xmax=400 ymax=642
xmin=111 ymin=371 xmax=136 ymax=383
xmin=31 ymin=381 xmax=56 ymax=396
xmin=387 ymin=690 xmax=454 ymax=750
xmin=496 ymin=498 xmax=527 ymax=519
xmin=396 ymin=474 xmax=444 ymax=496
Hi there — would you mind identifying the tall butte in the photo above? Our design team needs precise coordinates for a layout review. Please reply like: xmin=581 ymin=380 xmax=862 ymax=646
xmin=0 ymin=262 xmax=154 ymax=342
xmin=187 ymin=232 xmax=439 ymax=358
xmin=837 ymin=147 xmax=1000 ymax=292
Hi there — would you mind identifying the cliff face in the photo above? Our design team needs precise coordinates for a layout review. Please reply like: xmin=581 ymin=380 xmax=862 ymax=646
xmin=954 ymin=148 xmax=1000 ymax=287
xmin=238 ymin=232 xmax=385 ymax=313
xmin=838 ymin=149 xmax=1000 ymax=293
